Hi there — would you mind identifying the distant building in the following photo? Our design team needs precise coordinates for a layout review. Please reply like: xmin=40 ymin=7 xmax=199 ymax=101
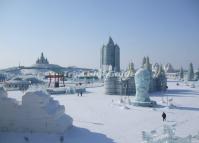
xmin=100 ymin=37 xmax=120 ymax=72
xmin=4 ymin=79 xmax=30 ymax=91
xmin=36 ymin=52 xmax=49 ymax=64
xmin=164 ymin=63 xmax=175 ymax=73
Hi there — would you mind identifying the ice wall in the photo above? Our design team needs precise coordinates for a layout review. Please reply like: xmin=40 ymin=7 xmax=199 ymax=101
xmin=0 ymin=87 xmax=73 ymax=133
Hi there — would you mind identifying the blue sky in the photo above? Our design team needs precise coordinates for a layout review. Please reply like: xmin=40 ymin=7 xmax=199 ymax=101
xmin=0 ymin=0 xmax=199 ymax=69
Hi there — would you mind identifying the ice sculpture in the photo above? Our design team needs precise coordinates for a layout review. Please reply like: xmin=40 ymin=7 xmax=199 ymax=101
xmin=0 ymin=87 xmax=73 ymax=133
xmin=142 ymin=124 xmax=193 ymax=143
xmin=133 ymin=68 xmax=156 ymax=107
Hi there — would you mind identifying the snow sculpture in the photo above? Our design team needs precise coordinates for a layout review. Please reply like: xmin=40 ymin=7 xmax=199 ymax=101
xmin=133 ymin=68 xmax=156 ymax=107
xmin=0 ymin=87 xmax=73 ymax=133
xmin=187 ymin=63 xmax=194 ymax=81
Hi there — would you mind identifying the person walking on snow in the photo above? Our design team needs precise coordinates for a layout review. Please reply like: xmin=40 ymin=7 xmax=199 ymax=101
xmin=162 ymin=112 xmax=166 ymax=122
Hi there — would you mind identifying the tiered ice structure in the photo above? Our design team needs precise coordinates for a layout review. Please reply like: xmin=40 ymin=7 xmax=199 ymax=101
xmin=0 ymin=87 xmax=73 ymax=133
xmin=133 ymin=68 xmax=156 ymax=107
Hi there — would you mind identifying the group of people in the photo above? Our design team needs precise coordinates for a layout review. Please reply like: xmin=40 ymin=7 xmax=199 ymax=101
xmin=76 ymin=83 xmax=83 ymax=96
xmin=77 ymin=90 xmax=83 ymax=96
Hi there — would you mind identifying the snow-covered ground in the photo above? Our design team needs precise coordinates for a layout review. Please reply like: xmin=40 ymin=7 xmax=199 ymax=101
xmin=1 ymin=80 xmax=199 ymax=143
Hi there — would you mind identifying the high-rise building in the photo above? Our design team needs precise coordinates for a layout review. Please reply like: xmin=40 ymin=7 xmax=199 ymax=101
xmin=100 ymin=37 xmax=120 ymax=72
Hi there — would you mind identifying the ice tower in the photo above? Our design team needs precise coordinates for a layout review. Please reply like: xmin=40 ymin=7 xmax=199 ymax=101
xmin=100 ymin=37 xmax=120 ymax=72
xmin=133 ymin=68 xmax=156 ymax=107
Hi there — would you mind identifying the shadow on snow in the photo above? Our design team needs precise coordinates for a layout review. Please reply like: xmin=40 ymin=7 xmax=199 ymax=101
xmin=0 ymin=126 xmax=116 ymax=143
xmin=150 ymin=89 xmax=199 ymax=97
xmin=171 ymin=105 xmax=199 ymax=111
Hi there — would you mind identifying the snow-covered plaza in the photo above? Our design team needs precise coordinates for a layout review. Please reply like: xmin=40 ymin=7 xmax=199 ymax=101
xmin=0 ymin=80 xmax=199 ymax=143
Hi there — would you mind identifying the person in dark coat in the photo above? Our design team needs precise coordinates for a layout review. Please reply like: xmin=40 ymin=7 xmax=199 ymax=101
xmin=60 ymin=136 xmax=64 ymax=143
xmin=162 ymin=112 xmax=166 ymax=121
xmin=80 ymin=90 xmax=82 ymax=96
xmin=24 ymin=136 xmax=29 ymax=142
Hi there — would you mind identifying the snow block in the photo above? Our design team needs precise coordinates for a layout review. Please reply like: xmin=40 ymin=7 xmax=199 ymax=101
xmin=0 ymin=87 xmax=73 ymax=133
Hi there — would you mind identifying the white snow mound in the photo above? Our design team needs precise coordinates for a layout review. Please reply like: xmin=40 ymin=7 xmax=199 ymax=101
xmin=0 ymin=88 xmax=73 ymax=133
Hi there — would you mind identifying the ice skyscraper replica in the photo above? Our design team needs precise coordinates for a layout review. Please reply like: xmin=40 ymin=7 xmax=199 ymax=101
xmin=100 ymin=37 xmax=120 ymax=72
